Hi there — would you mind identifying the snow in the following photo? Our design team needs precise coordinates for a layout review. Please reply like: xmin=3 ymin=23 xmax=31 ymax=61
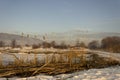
xmin=89 ymin=50 xmax=120 ymax=62
xmin=55 ymin=66 xmax=120 ymax=80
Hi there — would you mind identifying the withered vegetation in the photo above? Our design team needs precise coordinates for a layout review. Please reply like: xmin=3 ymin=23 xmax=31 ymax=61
xmin=0 ymin=51 xmax=119 ymax=78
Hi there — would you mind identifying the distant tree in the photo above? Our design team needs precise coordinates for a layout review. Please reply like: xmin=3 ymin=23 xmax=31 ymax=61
xmin=27 ymin=34 xmax=29 ymax=38
xmin=32 ymin=44 xmax=39 ymax=49
xmin=11 ymin=39 xmax=17 ymax=48
xmin=75 ymin=39 xmax=81 ymax=47
xmin=0 ymin=41 xmax=5 ymax=47
xmin=60 ymin=41 xmax=67 ymax=49
xmin=16 ymin=45 xmax=22 ymax=48
xmin=50 ymin=41 xmax=56 ymax=48
xmin=80 ymin=42 xmax=86 ymax=48
xmin=21 ymin=32 xmax=24 ymax=37
xmin=32 ymin=43 xmax=41 ymax=49
xmin=42 ymin=36 xmax=46 ymax=41
xmin=25 ymin=44 xmax=30 ymax=47
xmin=101 ymin=36 xmax=120 ymax=52
xmin=88 ymin=40 xmax=99 ymax=49
xmin=34 ymin=35 xmax=37 ymax=38
xmin=42 ymin=41 xmax=51 ymax=48
xmin=38 ymin=43 xmax=41 ymax=48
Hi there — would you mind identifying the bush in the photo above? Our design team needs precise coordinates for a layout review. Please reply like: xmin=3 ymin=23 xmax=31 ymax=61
xmin=11 ymin=39 xmax=17 ymax=48
xmin=101 ymin=36 xmax=120 ymax=53
xmin=42 ymin=41 xmax=51 ymax=48
xmin=32 ymin=44 xmax=40 ymax=49
xmin=88 ymin=40 xmax=99 ymax=49
xmin=25 ymin=44 xmax=30 ymax=47
xmin=0 ymin=41 xmax=5 ymax=47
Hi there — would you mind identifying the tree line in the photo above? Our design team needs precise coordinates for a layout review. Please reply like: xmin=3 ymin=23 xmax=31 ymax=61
xmin=88 ymin=36 xmax=120 ymax=53
xmin=0 ymin=36 xmax=120 ymax=53
xmin=0 ymin=39 xmax=20 ymax=48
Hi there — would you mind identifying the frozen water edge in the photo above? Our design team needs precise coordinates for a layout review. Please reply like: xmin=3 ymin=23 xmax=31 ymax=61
xmin=1 ymin=66 xmax=120 ymax=80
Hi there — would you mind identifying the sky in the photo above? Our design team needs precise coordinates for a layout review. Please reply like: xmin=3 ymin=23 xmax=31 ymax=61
xmin=0 ymin=0 xmax=120 ymax=34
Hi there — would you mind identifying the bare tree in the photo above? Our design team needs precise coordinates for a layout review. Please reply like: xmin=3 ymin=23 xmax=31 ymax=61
xmin=42 ymin=41 xmax=51 ymax=48
xmin=32 ymin=44 xmax=40 ymax=49
xmin=27 ymin=34 xmax=29 ymax=38
xmin=88 ymin=40 xmax=99 ymax=49
xmin=11 ymin=39 xmax=17 ymax=48
xmin=34 ymin=35 xmax=37 ymax=39
xmin=50 ymin=41 xmax=56 ymax=48
xmin=0 ymin=41 xmax=5 ymax=47
xmin=75 ymin=39 xmax=81 ymax=47
xmin=25 ymin=44 xmax=30 ymax=47
xmin=101 ymin=36 xmax=120 ymax=52
xmin=60 ymin=41 xmax=67 ymax=49
xmin=80 ymin=42 xmax=86 ymax=48
xmin=21 ymin=32 xmax=24 ymax=37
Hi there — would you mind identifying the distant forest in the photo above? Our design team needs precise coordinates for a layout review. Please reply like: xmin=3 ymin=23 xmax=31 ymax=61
xmin=0 ymin=36 xmax=120 ymax=53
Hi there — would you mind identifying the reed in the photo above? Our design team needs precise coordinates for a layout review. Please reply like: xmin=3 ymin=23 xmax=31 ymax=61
xmin=0 ymin=55 xmax=4 ymax=68
xmin=0 ymin=51 xmax=119 ymax=77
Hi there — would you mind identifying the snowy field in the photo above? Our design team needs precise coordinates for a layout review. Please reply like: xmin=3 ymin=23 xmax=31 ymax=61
xmin=0 ymin=66 xmax=120 ymax=80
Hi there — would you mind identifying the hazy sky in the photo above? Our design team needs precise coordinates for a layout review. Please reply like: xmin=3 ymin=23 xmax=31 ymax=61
xmin=0 ymin=0 xmax=120 ymax=34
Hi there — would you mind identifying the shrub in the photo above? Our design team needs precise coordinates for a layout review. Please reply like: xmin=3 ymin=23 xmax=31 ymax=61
xmin=32 ymin=44 xmax=40 ymax=49
xmin=88 ymin=40 xmax=99 ymax=49
xmin=101 ymin=36 xmax=120 ymax=53
xmin=0 ymin=41 xmax=5 ymax=47
xmin=11 ymin=39 xmax=17 ymax=48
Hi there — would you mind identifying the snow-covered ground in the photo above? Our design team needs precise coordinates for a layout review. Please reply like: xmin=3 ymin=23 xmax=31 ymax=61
xmin=0 ymin=66 xmax=119 ymax=80
xmin=55 ymin=66 xmax=120 ymax=80
xmin=89 ymin=50 xmax=120 ymax=62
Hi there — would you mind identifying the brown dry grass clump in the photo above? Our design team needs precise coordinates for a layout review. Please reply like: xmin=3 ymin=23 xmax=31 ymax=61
xmin=0 ymin=51 xmax=119 ymax=78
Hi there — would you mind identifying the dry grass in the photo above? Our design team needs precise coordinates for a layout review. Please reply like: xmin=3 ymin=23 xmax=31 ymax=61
xmin=0 ymin=56 xmax=4 ymax=69
xmin=0 ymin=51 xmax=120 ymax=77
